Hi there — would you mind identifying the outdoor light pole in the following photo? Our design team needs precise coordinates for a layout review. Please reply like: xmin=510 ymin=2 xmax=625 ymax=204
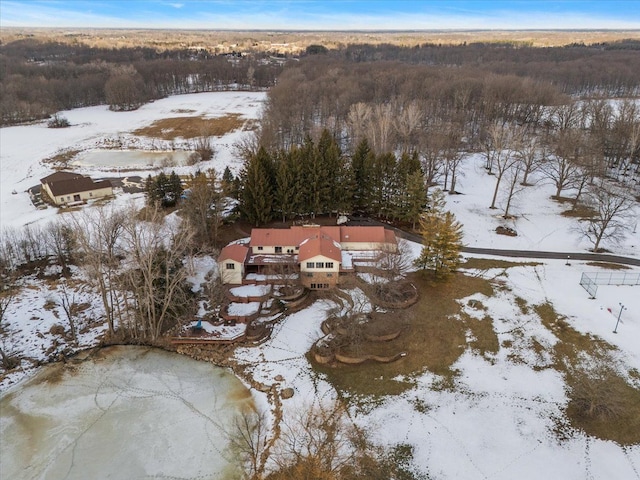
xmin=613 ymin=303 xmax=626 ymax=334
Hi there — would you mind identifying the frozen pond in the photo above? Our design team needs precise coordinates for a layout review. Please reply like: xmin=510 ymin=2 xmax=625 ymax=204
xmin=72 ymin=149 xmax=193 ymax=168
xmin=0 ymin=346 xmax=252 ymax=480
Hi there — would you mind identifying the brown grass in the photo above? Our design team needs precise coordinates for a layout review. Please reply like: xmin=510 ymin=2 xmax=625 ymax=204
xmin=43 ymin=149 xmax=81 ymax=168
xmin=133 ymin=113 xmax=244 ymax=140
xmin=561 ymin=204 xmax=597 ymax=218
xmin=315 ymin=272 xmax=494 ymax=398
xmin=461 ymin=258 xmax=542 ymax=270
xmin=534 ymin=302 xmax=640 ymax=445
xmin=585 ymin=262 xmax=631 ymax=270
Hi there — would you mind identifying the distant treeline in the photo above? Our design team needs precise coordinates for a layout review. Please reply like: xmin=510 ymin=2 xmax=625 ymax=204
xmin=2 ymin=38 xmax=639 ymax=127
xmin=331 ymin=40 xmax=640 ymax=96
xmin=0 ymin=39 xmax=283 ymax=125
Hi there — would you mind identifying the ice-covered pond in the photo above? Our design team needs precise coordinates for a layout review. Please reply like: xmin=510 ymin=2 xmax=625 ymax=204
xmin=72 ymin=149 xmax=194 ymax=168
xmin=0 ymin=346 xmax=252 ymax=480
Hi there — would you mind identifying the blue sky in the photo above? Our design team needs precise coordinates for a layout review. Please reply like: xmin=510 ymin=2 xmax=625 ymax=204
xmin=1 ymin=1 xmax=639 ymax=30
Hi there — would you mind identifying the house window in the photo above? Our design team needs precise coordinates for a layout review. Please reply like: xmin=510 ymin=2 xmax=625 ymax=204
xmin=89 ymin=192 xmax=93 ymax=197
xmin=257 ymin=246 xmax=263 ymax=251
xmin=327 ymin=273 xmax=333 ymax=277
xmin=275 ymin=246 xmax=282 ymax=253
xmin=323 ymin=283 xmax=329 ymax=289
xmin=306 ymin=273 xmax=313 ymax=277
xmin=67 ymin=196 xmax=71 ymax=201
xmin=226 ymin=263 xmax=235 ymax=270
xmin=325 ymin=262 xmax=334 ymax=269
xmin=311 ymin=283 xmax=317 ymax=289
xmin=295 ymin=246 xmax=299 ymax=250
xmin=306 ymin=262 xmax=314 ymax=269
xmin=315 ymin=262 xmax=324 ymax=268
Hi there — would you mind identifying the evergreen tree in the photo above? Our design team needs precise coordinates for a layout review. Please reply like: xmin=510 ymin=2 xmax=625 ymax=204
xmin=373 ymin=152 xmax=397 ymax=218
xmin=415 ymin=189 xmax=463 ymax=278
xmin=274 ymin=148 xmax=303 ymax=222
xmin=168 ymin=171 xmax=183 ymax=204
xmin=351 ymin=138 xmax=375 ymax=212
xmin=301 ymin=134 xmax=328 ymax=218
xmin=335 ymin=158 xmax=355 ymax=214
xmin=317 ymin=129 xmax=341 ymax=214
xmin=221 ymin=166 xmax=236 ymax=197
xmin=240 ymin=146 xmax=274 ymax=225
xmin=144 ymin=174 xmax=157 ymax=205
xmin=401 ymin=170 xmax=426 ymax=229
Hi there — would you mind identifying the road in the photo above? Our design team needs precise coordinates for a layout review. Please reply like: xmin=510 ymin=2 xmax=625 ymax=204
xmin=347 ymin=217 xmax=640 ymax=267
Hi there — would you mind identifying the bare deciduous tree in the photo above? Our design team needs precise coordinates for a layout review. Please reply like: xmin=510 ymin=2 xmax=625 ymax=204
xmin=484 ymin=123 xmax=520 ymax=209
xmin=542 ymin=128 xmax=585 ymax=199
xmin=122 ymin=207 xmax=195 ymax=340
xmin=58 ymin=281 xmax=78 ymax=345
xmin=226 ymin=407 xmax=271 ymax=480
xmin=578 ymin=184 xmax=633 ymax=252
xmin=0 ymin=271 xmax=20 ymax=370
xmin=514 ymin=132 xmax=545 ymax=186
xmin=71 ymin=206 xmax=127 ymax=336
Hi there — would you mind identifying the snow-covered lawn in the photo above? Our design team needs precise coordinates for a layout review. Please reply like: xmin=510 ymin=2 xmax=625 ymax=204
xmin=229 ymin=284 xmax=272 ymax=297
xmin=447 ymin=154 xmax=640 ymax=257
xmin=0 ymin=91 xmax=266 ymax=230
xmin=227 ymin=302 xmax=261 ymax=317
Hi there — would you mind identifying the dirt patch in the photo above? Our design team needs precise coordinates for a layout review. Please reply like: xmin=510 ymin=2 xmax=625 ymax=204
xmin=132 ymin=114 xmax=244 ymax=140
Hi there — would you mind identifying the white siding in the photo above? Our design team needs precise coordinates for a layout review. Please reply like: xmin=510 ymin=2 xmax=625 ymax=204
xmin=220 ymin=260 xmax=244 ymax=284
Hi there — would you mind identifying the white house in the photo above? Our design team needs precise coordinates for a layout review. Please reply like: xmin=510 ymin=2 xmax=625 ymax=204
xmin=219 ymin=225 xmax=397 ymax=289
xmin=218 ymin=244 xmax=249 ymax=285
xmin=40 ymin=171 xmax=113 ymax=206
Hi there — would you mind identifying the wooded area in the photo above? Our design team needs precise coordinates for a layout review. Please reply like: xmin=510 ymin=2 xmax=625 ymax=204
xmin=0 ymin=39 xmax=283 ymax=125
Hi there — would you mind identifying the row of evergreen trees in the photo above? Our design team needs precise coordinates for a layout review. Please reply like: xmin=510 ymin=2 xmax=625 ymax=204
xmin=144 ymin=171 xmax=183 ymax=207
xmin=240 ymin=130 xmax=427 ymax=226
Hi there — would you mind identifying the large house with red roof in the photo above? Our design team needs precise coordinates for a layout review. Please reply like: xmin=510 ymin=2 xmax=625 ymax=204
xmin=218 ymin=225 xmax=397 ymax=289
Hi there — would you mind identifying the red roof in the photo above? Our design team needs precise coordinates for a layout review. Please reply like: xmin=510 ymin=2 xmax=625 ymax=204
xmin=249 ymin=226 xmax=396 ymax=248
xmin=298 ymin=234 xmax=342 ymax=262
xmin=339 ymin=226 xmax=395 ymax=244
xmin=249 ymin=226 xmax=341 ymax=248
xmin=219 ymin=244 xmax=249 ymax=263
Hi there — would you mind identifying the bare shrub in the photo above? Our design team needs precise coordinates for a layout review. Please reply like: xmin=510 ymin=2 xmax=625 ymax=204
xmin=47 ymin=114 xmax=70 ymax=128
xmin=568 ymin=362 xmax=628 ymax=420
xmin=194 ymin=135 xmax=215 ymax=162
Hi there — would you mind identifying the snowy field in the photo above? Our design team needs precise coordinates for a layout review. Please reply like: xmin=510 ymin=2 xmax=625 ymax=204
xmin=0 ymin=91 xmax=266 ymax=229
xmin=446 ymin=153 xmax=640 ymax=257
xmin=2 ymin=91 xmax=640 ymax=478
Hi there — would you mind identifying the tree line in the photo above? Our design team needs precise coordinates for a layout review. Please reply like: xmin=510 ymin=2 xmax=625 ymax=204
xmin=0 ymin=39 xmax=283 ymax=125
xmin=240 ymin=129 xmax=426 ymax=227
